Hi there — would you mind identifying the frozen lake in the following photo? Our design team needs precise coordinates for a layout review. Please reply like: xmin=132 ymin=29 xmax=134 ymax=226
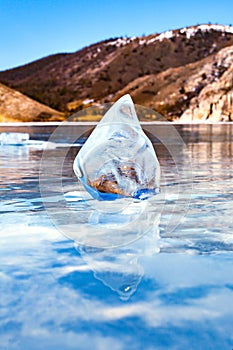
xmin=0 ymin=123 xmax=233 ymax=349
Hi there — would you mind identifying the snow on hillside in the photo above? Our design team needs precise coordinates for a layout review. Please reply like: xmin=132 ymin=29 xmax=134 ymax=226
xmin=105 ymin=37 xmax=135 ymax=47
xmin=103 ymin=24 xmax=233 ymax=48
xmin=179 ymin=24 xmax=233 ymax=39
xmin=143 ymin=24 xmax=233 ymax=44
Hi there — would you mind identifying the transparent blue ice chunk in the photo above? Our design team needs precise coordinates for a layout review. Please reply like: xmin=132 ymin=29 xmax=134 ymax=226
xmin=73 ymin=94 xmax=160 ymax=200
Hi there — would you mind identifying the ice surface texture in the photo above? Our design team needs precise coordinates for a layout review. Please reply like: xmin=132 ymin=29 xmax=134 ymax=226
xmin=73 ymin=94 xmax=160 ymax=200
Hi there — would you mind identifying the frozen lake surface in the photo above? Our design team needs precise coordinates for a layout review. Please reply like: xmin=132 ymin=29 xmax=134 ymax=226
xmin=0 ymin=124 xmax=233 ymax=350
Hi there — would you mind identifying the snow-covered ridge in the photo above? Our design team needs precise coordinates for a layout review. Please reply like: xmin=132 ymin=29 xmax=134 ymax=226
xmin=104 ymin=24 xmax=233 ymax=48
xmin=147 ymin=24 xmax=233 ymax=44
xmin=179 ymin=24 xmax=233 ymax=39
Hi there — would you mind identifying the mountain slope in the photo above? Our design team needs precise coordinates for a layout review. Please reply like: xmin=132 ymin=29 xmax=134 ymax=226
xmin=114 ymin=44 xmax=233 ymax=121
xmin=1 ymin=24 xmax=233 ymax=121
xmin=0 ymin=83 xmax=64 ymax=122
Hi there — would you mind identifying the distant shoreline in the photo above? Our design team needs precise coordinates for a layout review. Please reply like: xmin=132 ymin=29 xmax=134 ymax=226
xmin=0 ymin=122 xmax=232 ymax=144
xmin=0 ymin=121 xmax=233 ymax=126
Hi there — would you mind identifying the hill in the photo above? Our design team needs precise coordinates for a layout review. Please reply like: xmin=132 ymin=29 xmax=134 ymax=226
xmin=0 ymin=24 xmax=233 ymax=121
xmin=0 ymin=82 xmax=64 ymax=122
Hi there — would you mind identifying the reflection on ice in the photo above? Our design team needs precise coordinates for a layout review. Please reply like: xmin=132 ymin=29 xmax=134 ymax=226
xmin=73 ymin=94 xmax=160 ymax=200
xmin=63 ymin=191 xmax=160 ymax=299
xmin=64 ymin=190 xmax=161 ymax=249
xmin=75 ymin=213 xmax=160 ymax=300
xmin=76 ymin=244 xmax=144 ymax=301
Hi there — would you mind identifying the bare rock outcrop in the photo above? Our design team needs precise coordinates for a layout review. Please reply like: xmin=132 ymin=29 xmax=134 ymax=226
xmin=180 ymin=46 xmax=233 ymax=121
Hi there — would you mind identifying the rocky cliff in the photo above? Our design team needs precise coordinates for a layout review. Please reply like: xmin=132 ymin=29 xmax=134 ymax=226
xmin=180 ymin=46 xmax=233 ymax=121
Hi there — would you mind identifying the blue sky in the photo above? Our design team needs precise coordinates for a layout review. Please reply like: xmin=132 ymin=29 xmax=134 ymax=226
xmin=1 ymin=0 xmax=233 ymax=70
